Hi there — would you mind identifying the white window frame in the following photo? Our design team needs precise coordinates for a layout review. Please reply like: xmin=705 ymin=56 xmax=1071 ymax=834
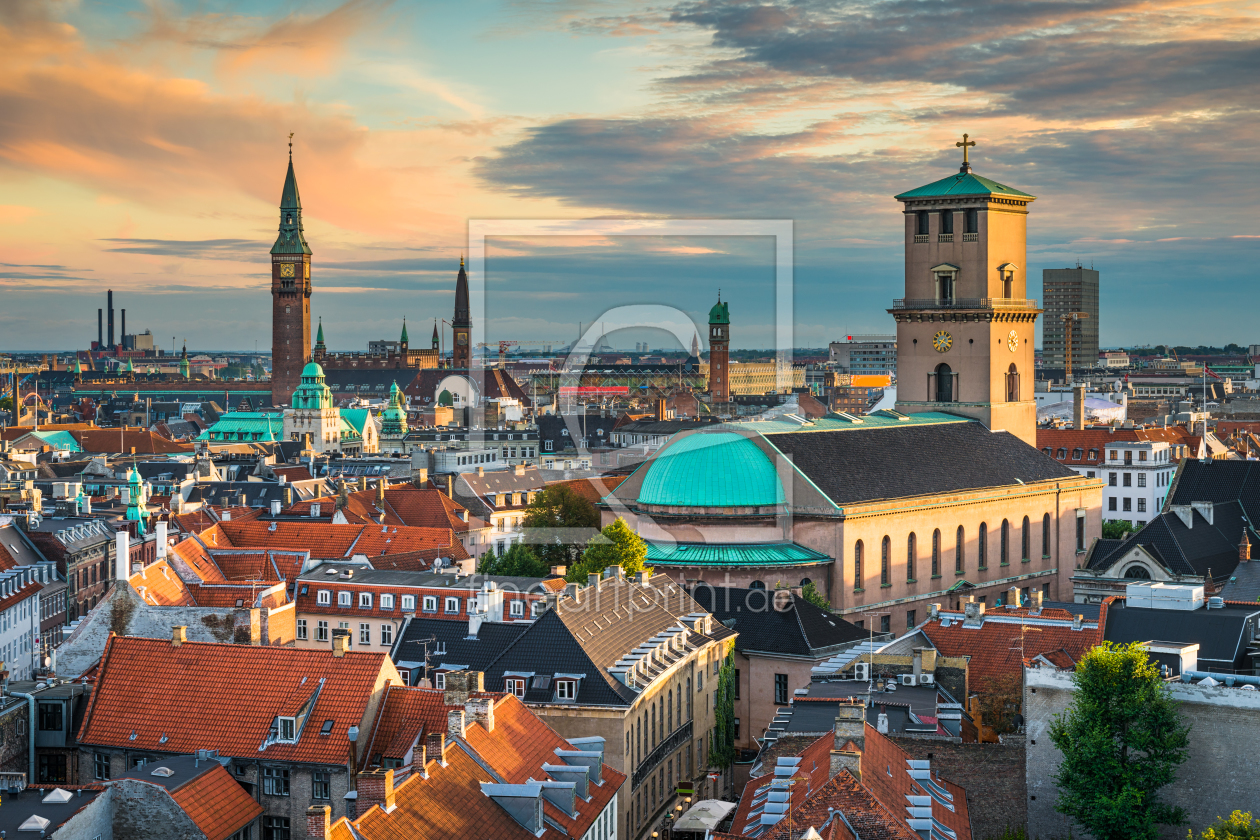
xmin=359 ymin=623 xmax=371 ymax=645
xmin=296 ymin=619 xmax=307 ymax=640
xmin=556 ymin=680 xmax=576 ymax=701
xmin=509 ymin=600 xmax=524 ymax=617
xmin=444 ymin=596 xmax=460 ymax=614
xmin=380 ymin=594 xmax=395 ymax=610
xmin=359 ymin=592 xmax=372 ymax=609
xmin=316 ymin=590 xmax=331 ymax=606
xmin=435 ymin=672 xmax=446 ymax=690
xmin=381 ymin=624 xmax=393 ymax=646
xmin=507 ymin=678 xmax=526 ymax=698
xmin=400 ymin=594 xmax=415 ymax=611
xmin=338 ymin=591 xmax=352 ymax=607
xmin=422 ymin=596 xmax=437 ymax=613
xmin=277 ymin=717 xmax=297 ymax=743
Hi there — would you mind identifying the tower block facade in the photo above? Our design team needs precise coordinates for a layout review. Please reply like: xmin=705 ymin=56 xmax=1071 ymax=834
xmin=891 ymin=141 xmax=1041 ymax=446
xmin=271 ymin=153 xmax=312 ymax=405
xmin=451 ymin=257 xmax=472 ymax=369
xmin=708 ymin=296 xmax=730 ymax=404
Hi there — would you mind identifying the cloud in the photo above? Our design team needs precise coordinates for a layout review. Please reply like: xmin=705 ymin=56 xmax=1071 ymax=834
xmin=99 ymin=238 xmax=264 ymax=259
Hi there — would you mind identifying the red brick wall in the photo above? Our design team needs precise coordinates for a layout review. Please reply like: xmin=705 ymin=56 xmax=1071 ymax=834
xmin=890 ymin=735 xmax=1027 ymax=840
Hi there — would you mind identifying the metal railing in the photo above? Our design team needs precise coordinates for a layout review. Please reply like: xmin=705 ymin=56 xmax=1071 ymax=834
xmin=937 ymin=233 xmax=953 ymax=243
xmin=892 ymin=298 xmax=1037 ymax=310
xmin=632 ymin=720 xmax=693 ymax=788
xmin=913 ymin=234 xmax=930 ymax=243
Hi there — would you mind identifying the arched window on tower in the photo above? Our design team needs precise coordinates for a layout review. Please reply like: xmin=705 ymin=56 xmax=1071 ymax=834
xmin=955 ymin=526 xmax=965 ymax=573
xmin=881 ymin=536 xmax=890 ymax=586
xmin=1000 ymin=519 xmax=1010 ymax=565
xmin=932 ymin=529 xmax=941 ymax=577
xmin=854 ymin=540 xmax=864 ymax=590
xmin=1022 ymin=516 xmax=1031 ymax=561
xmin=906 ymin=533 xmax=916 ymax=582
xmin=1043 ymin=513 xmax=1052 ymax=558
xmin=1006 ymin=363 xmax=1020 ymax=402
xmin=935 ymin=363 xmax=954 ymax=403
xmin=978 ymin=522 xmax=988 ymax=568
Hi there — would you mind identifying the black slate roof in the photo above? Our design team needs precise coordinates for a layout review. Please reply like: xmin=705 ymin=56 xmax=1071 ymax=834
xmin=1103 ymin=602 xmax=1260 ymax=670
xmin=392 ymin=616 xmax=530 ymax=676
xmin=764 ymin=422 xmax=1078 ymax=505
xmin=689 ymin=587 xmax=865 ymax=657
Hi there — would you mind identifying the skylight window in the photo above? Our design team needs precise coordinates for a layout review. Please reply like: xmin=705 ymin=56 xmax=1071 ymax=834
xmin=320 ymin=720 xmax=334 ymax=736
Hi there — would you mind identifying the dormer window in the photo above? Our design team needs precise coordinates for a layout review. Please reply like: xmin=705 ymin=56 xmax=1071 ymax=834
xmin=380 ymin=594 xmax=395 ymax=610
xmin=338 ymin=591 xmax=352 ymax=607
xmin=506 ymin=678 xmax=526 ymax=698
xmin=359 ymin=593 xmax=372 ymax=609
xmin=401 ymin=594 xmax=415 ymax=611
xmin=277 ymin=717 xmax=297 ymax=743
xmin=556 ymin=679 xmax=576 ymax=701
xmin=316 ymin=590 xmax=331 ymax=606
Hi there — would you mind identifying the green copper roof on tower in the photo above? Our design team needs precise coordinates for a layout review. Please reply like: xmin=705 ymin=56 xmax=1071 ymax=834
xmin=271 ymin=146 xmax=312 ymax=256
xmin=280 ymin=155 xmax=301 ymax=210
xmin=315 ymin=318 xmax=325 ymax=350
xmin=400 ymin=318 xmax=409 ymax=344
xmin=895 ymin=171 xmax=1034 ymax=200
xmin=708 ymin=294 xmax=729 ymax=326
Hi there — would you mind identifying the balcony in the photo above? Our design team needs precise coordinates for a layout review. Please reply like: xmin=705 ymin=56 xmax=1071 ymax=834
xmin=937 ymin=233 xmax=953 ymax=243
xmin=633 ymin=720 xmax=693 ymax=788
xmin=891 ymin=298 xmax=1038 ymax=310
xmin=913 ymin=234 xmax=930 ymax=244
xmin=963 ymin=232 xmax=979 ymax=242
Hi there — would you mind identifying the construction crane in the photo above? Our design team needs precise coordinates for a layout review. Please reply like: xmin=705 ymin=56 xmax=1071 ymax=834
xmin=475 ymin=340 xmax=555 ymax=368
xmin=1060 ymin=312 xmax=1090 ymax=383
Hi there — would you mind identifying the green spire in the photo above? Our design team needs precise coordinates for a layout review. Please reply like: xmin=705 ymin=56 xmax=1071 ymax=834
xmin=271 ymin=147 xmax=312 ymax=256
xmin=125 ymin=464 xmax=147 ymax=535
xmin=315 ymin=318 xmax=326 ymax=351
xmin=381 ymin=380 xmax=408 ymax=437
xmin=73 ymin=357 xmax=82 ymax=374
xmin=179 ymin=342 xmax=190 ymax=379
xmin=400 ymin=318 xmax=409 ymax=345
xmin=125 ymin=357 xmax=134 ymax=373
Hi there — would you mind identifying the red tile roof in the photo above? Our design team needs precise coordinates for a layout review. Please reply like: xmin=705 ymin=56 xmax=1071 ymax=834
xmin=273 ymin=466 xmax=313 ymax=482
xmin=206 ymin=551 xmax=287 ymax=582
xmin=860 ymin=724 xmax=970 ymax=840
xmin=168 ymin=538 xmax=226 ymax=583
xmin=168 ymin=763 xmax=264 ymax=840
xmin=130 ymin=561 xmax=195 ymax=606
xmin=363 ymin=685 xmax=504 ymax=766
xmin=545 ymin=476 xmax=627 ymax=506
xmin=920 ymin=604 xmax=1109 ymax=688
xmin=79 ymin=636 xmax=397 ymax=765
xmin=185 ymin=582 xmax=288 ymax=609
xmin=72 ymin=429 xmax=192 ymax=454
xmin=286 ymin=486 xmax=487 ymax=534
xmin=202 ymin=520 xmax=466 ymax=564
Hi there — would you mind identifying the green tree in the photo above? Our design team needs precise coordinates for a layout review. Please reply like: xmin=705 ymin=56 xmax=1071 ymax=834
xmin=709 ymin=649 xmax=737 ymax=769
xmin=800 ymin=581 xmax=831 ymax=610
xmin=566 ymin=517 xmax=649 ymax=583
xmin=1049 ymin=641 xmax=1190 ymax=840
xmin=0 ymin=396 xmax=12 ymax=413
xmin=483 ymin=542 xmax=549 ymax=578
xmin=477 ymin=548 xmax=501 ymax=574
xmin=1194 ymin=812 xmax=1260 ymax=840
xmin=1103 ymin=519 xmax=1136 ymax=540
xmin=522 ymin=485 xmax=600 ymax=569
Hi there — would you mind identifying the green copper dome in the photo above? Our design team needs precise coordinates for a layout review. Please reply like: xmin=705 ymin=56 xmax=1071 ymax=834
xmin=638 ymin=432 xmax=784 ymax=508
xmin=708 ymin=299 xmax=729 ymax=326
xmin=381 ymin=381 xmax=408 ymax=437
xmin=302 ymin=361 xmax=325 ymax=378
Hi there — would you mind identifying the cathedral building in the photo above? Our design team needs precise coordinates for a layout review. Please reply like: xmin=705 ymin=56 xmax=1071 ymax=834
xmin=603 ymin=140 xmax=1104 ymax=629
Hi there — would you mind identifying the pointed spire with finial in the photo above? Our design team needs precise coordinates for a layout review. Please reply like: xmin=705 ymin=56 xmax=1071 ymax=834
xmin=272 ymin=134 xmax=311 ymax=256
xmin=315 ymin=318 xmax=326 ymax=352
xmin=400 ymin=317 xmax=409 ymax=345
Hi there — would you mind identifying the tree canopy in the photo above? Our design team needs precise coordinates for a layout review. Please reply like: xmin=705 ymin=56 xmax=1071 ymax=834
xmin=566 ymin=517 xmax=649 ymax=583
xmin=477 ymin=542 xmax=549 ymax=578
xmin=522 ymin=485 xmax=600 ymax=569
xmin=1194 ymin=812 xmax=1260 ymax=840
xmin=1049 ymin=641 xmax=1190 ymax=840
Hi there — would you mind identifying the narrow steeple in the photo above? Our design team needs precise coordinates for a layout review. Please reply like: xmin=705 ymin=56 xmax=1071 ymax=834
xmin=271 ymin=140 xmax=312 ymax=256
xmin=400 ymin=318 xmax=409 ymax=345
xmin=179 ymin=341 xmax=190 ymax=380
xmin=431 ymin=319 xmax=439 ymax=350
xmin=315 ymin=318 xmax=326 ymax=352
xmin=453 ymin=256 xmax=470 ymax=328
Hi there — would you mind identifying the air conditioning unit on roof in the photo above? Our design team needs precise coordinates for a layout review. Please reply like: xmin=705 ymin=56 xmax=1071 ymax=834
xmin=919 ymin=673 xmax=935 ymax=685
xmin=900 ymin=674 xmax=915 ymax=686
xmin=852 ymin=662 xmax=869 ymax=682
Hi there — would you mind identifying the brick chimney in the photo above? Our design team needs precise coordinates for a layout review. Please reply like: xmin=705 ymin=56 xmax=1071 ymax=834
xmin=443 ymin=670 xmax=484 ymax=706
xmin=466 ymin=697 xmax=495 ymax=733
xmin=550 ymin=565 xmax=567 ymax=577
xmin=1073 ymin=384 xmax=1086 ymax=430
xmin=306 ymin=805 xmax=330 ymax=839
xmin=829 ymin=700 xmax=865 ymax=780
xmin=357 ymin=768 xmax=396 ymax=814
xmin=1030 ymin=590 xmax=1044 ymax=612
xmin=1241 ymin=533 xmax=1252 ymax=562
xmin=963 ymin=599 xmax=985 ymax=626
xmin=171 ymin=626 xmax=187 ymax=647
xmin=1007 ymin=586 xmax=1021 ymax=608
xmin=331 ymin=629 xmax=350 ymax=657
xmin=412 ymin=742 xmax=428 ymax=777
xmin=426 ymin=732 xmax=445 ymax=763
xmin=448 ymin=708 xmax=466 ymax=739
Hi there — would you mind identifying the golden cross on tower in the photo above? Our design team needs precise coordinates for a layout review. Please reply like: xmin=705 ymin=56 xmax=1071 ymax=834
xmin=956 ymin=133 xmax=976 ymax=165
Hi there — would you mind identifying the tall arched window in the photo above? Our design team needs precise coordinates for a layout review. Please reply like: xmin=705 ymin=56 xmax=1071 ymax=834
xmin=932 ymin=529 xmax=941 ymax=577
xmin=935 ymin=363 xmax=953 ymax=402
xmin=881 ymin=536 xmax=890 ymax=586
xmin=1022 ymin=516 xmax=1031 ymax=561
xmin=667 ymin=690 xmax=673 ymax=731
xmin=978 ymin=522 xmax=988 ymax=568
xmin=955 ymin=526 xmax=965 ymax=573
xmin=854 ymin=540 xmax=864 ymax=590
xmin=907 ymin=533 xmax=917 ymax=581
xmin=1006 ymin=363 xmax=1019 ymax=402
xmin=1000 ymin=519 xmax=1010 ymax=565
xmin=1042 ymin=513 xmax=1051 ymax=558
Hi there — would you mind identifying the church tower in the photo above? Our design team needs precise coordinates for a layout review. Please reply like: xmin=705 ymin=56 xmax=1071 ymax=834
xmin=451 ymin=257 xmax=471 ymax=369
xmin=270 ymin=144 xmax=312 ymax=405
xmin=708 ymin=294 xmax=730 ymax=404
xmin=891 ymin=136 xmax=1040 ymax=446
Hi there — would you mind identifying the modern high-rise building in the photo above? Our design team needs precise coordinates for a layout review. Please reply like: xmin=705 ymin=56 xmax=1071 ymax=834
xmin=1041 ymin=266 xmax=1100 ymax=376
xmin=828 ymin=334 xmax=897 ymax=376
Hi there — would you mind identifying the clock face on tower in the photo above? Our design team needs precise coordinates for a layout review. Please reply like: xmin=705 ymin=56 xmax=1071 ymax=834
xmin=933 ymin=331 xmax=953 ymax=353
xmin=1008 ymin=330 xmax=1019 ymax=352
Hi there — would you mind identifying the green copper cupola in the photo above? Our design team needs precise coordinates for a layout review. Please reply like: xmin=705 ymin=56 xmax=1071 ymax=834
xmin=271 ymin=150 xmax=312 ymax=256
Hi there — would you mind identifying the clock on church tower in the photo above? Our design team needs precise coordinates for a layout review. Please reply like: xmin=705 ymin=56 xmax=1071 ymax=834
xmin=890 ymin=135 xmax=1042 ymax=446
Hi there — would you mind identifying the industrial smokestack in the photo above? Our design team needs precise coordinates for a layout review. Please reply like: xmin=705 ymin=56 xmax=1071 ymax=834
xmin=98 ymin=309 xmax=103 ymax=348
xmin=107 ymin=289 xmax=115 ymax=349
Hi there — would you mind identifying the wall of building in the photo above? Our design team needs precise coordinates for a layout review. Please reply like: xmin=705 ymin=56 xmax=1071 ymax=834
xmin=892 ymin=734 xmax=1027 ymax=840
xmin=109 ymin=778 xmax=206 ymax=840
xmin=0 ymin=700 xmax=29 ymax=774
xmin=1025 ymin=667 xmax=1260 ymax=838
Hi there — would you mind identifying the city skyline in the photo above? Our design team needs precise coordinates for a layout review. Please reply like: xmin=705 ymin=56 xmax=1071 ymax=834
xmin=1 ymin=0 xmax=1257 ymax=352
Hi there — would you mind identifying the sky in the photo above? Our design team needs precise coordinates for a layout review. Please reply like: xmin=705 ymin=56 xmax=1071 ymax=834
xmin=1 ymin=0 xmax=1257 ymax=353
